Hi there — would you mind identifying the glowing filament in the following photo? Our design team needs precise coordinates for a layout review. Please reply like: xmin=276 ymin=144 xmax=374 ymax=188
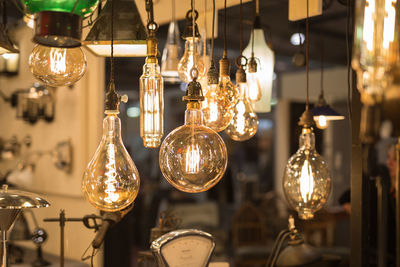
xmin=317 ymin=116 xmax=328 ymax=129
xmin=363 ymin=0 xmax=375 ymax=51
xmin=300 ymin=159 xmax=314 ymax=202
xmin=50 ymin=48 xmax=66 ymax=74
xmin=236 ymin=101 xmax=246 ymax=135
xmin=185 ymin=143 xmax=200 ymax=174
xmin=104 ymin=143 xmax=119 ymax=203
xmin=247 ymin=75 xmax=262 ymax=102
xmin=143 ymin=91 xmax=160 ymax=133
xmin=383 ymin=0 xmax=396 ymax=49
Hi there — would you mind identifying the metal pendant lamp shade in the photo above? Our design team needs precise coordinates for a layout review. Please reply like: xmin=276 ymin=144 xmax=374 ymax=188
xmin=311 ymin=95 xmax=345 ymax=121
xmin=0 ymin=24 xmax=18 ymax=54
xmin=84 ymin=0 xmax=147 ymax=57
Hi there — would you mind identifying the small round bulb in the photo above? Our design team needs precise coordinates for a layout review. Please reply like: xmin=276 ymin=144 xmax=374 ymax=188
xmin=283 ymin=128 xmax=331 ymax=220
xmin=82 ymin=113 xmax=140 ymax=212
xmin=29 ymin=44 xmax=87 ymax=87
xmin=315 ymin=115 xmax=329 ymax=129
xmin=159 ymin=103 xmax=227 ymax=193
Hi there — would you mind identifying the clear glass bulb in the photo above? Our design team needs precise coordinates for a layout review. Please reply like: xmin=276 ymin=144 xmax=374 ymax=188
xmin=161 ymin=21 xmax=182 ymax=83
xmin=29 ymin=44 xmax=87 ymax=87
xmin=177 ymin=38 xmax=205 ymax=83
xmin=225 ymin=83 xmax=258 ymax=141
xmin=352 ymin=0 xmax=399 ymax=101
xmin=140 ymin=61 xmax=164 ymax=148
xmin=201 ymin=75 xmax=239 ymax=132
xmin=159 ymin=103 xmax=227 ymax=193
xmin=247 ymin=71 xmax=262 ymax=102
xmin=283 ymin=127 xmax=331 ymax=220
xmin=315 ymin=115 xmax=329 ymax=129
xmin=82 ymin=113 xmax=140 ymax=212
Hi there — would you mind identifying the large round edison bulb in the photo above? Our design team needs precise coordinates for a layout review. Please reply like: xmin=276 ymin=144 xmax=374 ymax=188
xmin=247 ymin=71 xmax=262 ymax=102
xmin=82 ymin=113 xmax=140 ymax=212
xmin=177 ymin=39 xmax=205 ymax=83
xmin=201 ymin=75 xmax=239 ymax=132
xmin=225 ymin=82 xmax=258 ymax=141
xmin=29 ymin=45 xmax=87 ymax=87
xmin=159 ymin=103 xmax=227 ymax=192
xmin=283 ymin=127 xmax=331 ymax=220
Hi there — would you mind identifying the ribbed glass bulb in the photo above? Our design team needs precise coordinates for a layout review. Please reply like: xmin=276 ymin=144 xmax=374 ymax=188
xmin=177 ymin=39 xmax=205 ymax=83
xmin=247 ymin=71 xmax=262 ymax=102
xmin=283 ymin=127 xmax=331 ymax=220
xmin=82 ymin=113 xmax=140 ymax=212
xmin=201 ymin=75 xmax=239 ymax=132
xmin=140 ymin=61 xmax=164 ymax=148
xmin=161 ymin=21 xmax=182 ymax=83
xmin=225 ymin=83 xmax=258 ymax=141
xmin=29 ymin=45 xmax=86 ymax=87
xmin=159 ymin=103 xmax=227 ymax=193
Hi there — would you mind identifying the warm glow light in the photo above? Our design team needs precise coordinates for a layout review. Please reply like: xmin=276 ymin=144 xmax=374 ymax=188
xmin=177 ymin=39 xmax=205 ymax=83
xmin=316 ymin=115 xmax=328 ymax=129
xmin=363 ymin=0 xmax=375 ymax=51
xmin=185 ymin=143 xmax=200 ymax=174
xmin=104 ymin=143 xmax=119 ymax=204
xmin=50 ymin=48 xmax=66 ymax=74
xmin=383 ymin=0 xmax=396 ymax=49
xmin=85 ymin=43 xmax=147 ymax=57
xmin=300 ymin=159 xmax=315 ymax=202
xmin=247 ymin=72 xmax=262 ymax=102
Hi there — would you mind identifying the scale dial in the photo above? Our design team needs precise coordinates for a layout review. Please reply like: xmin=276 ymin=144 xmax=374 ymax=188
xmin=151 ymin=229 xmax=215 ymax=267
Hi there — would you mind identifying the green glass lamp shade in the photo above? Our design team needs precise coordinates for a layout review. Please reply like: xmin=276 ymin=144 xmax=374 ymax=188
xmin=21 ymin=0 xmax=99 ymax=17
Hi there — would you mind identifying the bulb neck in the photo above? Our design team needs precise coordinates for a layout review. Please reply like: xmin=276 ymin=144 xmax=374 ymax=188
xmin=145 ymin=34 xmax=158 ymax=64
xmin=299 ymin=127 xmax=315 ymax=150
xmin=102 ymin=114 xmax=122 ymax=139
xmin=184 ymin=103 xmax=204 ymax=125
xmin=184 ymin=39 xmax=197 ymax=53
xmin=237 ymin=82 xmax=247 ymax=98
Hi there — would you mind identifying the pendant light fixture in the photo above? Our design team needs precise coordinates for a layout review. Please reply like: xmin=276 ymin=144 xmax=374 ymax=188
xmin=177 ymin=6 xmax=205 ymax=83
xmin=84 ymin=0 xmax=147 ymax=57
xmin=160 ymin=0 xmax=182 ymax=83
xmin=0 ymin=0 xmax=19 ymax=54
xmin=201 ymin=0 xmax=239 ymax=132
xmin=159 ymin=0 xmax=227 ymax=193
xmin=283 ymin=1 xmax=331 ymax=220
xmin=311 ymin=37 xmax=344 ymax=130
xmin=22 ymin=0 xmax=98 ymax=87
xmin=225 ymin=0 xmax=258 ymax=141
xmin=352 ymin=0 xmax=399 ymax=143
xmin=243 ymin=0 xmax=274 ymax=112
xmin=82 ymin=0 xmax=140 ymax=212
xmin=140 ymin=0 xmax=164 ymax=148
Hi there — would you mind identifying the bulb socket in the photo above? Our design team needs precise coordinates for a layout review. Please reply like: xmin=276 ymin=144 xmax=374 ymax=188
xmin=145 ymin=33 xmax=158 ymax=64
xmin=248 ymin=57 xmax=258 ymax=73
xmin=182 ymin=78 xmax=204 ymax=102
xmin=219 ymin=57 xmax=231 ymax=76
xmin=298 ymin=109 xmax=315 ymax=128
xmin=34 ymin=11 xmax=82 ymax=48
xmin=315 ymin=93 xmax=328 ymax=107
xmin=182 ymin=10 xmax=201 ymax=39
xmin=105 ymin=82 xmax=120 ymax=113
xmin=236 ymin=67 xmax=246 ymax=83
xmin=207 ymin=63 xmax=219 ymax=85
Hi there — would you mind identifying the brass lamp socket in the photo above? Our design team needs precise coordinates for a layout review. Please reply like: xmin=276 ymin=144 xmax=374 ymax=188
xmin=182 ymin=10 xmax=201 ymax=39
xmin=315 ymin=93 xmax=328 ymax=107
xmin=236 ymin=67 xmax=246 ymax=83
xmin=207 ymin=63 xmax=219 ymax=85
xmin=145 ymin=35 xmax=158 ymax=64
xmin=219 ymin=57 xmax=230 ymax=76
xmin=34 ymin=11 xmax=82 ymax=48
xmin=248 ymin=57 xmax=258 ymax=73
xmin=105 ymin=82 xmax=120 ymax=113
xmin=298 ymin=109 xmax=315 ymax=128
xmin=182 ymin=79 xmax=204 ymax=102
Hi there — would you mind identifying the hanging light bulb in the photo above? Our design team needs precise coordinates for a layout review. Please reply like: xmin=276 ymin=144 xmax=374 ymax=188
xmin=283 ymin=0 xmax=331 ymax=220
xmin=29 ymin=44 xmax=87 ymax=87
xmin=225 ymin=64 xmax=258 ymax=141
xmin=177 ymin=9 xmax=205 ymax=83
xmin=159 ymin=74 xmax=227 ymax=192
xmin=140 ymin=4 xmax=163 ymax=148
xmin=243 ymin=0 xmax=274 ymax=112
xmin=161 ymin=20 xmax=182 ymax=83
xmin=283 ymin=126 xmax=331 ymax=220
xmin=201 ymin=0 xmax=239 ymax=132
xmin=225 ymin=2 xmax=258 ymax=141
xmin=82 ymin=0 xmax=140 ymax=212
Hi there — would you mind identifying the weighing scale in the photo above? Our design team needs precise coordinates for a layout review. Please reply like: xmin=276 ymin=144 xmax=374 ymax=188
xmin=151 ymin=229 xmax=215 ymax=267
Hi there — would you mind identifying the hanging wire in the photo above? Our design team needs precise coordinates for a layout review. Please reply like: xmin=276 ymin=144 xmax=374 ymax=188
xmin=239 ymin=0 xmax=243 ymax=56
xmin=191 ymin=0 xmax=198 ymax=78
xmin=305 ymin=0 xmax=310 ymax=109
xmin=223 ymin=0 xmax=227 ymax=57
xmin=110 ymin=0 xmax=114 ymax=84
xmin=251 ymin=0 xmax=256 ymax=57
xmin=320 ymin=28 xmax=324 ymax=97
xmin=210 ymin=0 xmax=215 ymax=62
xmin=202 ymin=0 xmax=207 ymax=65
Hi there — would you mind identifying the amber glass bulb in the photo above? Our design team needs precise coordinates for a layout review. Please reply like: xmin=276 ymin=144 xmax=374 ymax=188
xmin=82 ymin=113 xmax=140 ymax=212
xmin=314 ymin=115 xmax=329 ymax=129
xmin=159 ymin=103 xmax=227 ymax=193
xmin=29 ymin=45 xmax=86 ymax=87
xmin=225 ymin=82 xmax=258 ymax=141
xmin=283 ymin=127 xmax=331 ymax=220
xmin=140 ymin=61 xmax=164 ymax=148
xmin=247 ymin=71 xmax=262 ymax=102
xmin=177 ymin=39 xmax=205 ymax=83
xmin=201 ymin=75 xmax=239 ymax=132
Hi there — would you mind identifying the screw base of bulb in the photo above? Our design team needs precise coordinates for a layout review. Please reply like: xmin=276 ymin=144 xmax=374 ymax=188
xmin=219 ymin=57 xmax=230 ymax=76
xmin=34 ymin=11 xmax=82 ymax=48
xmin=298 ymin=109 xmax=314 ymax=128
xmin=236 ymin=67 xmax=246 ymax=83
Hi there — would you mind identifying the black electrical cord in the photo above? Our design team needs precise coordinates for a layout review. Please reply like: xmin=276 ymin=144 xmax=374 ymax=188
xmin=305 ymin=0 xmax=310 ymax=109
xmin=210 ymin=0 xmax=215 ymax=62
xmin=223 ymin=0 xmax=227 ymax=57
